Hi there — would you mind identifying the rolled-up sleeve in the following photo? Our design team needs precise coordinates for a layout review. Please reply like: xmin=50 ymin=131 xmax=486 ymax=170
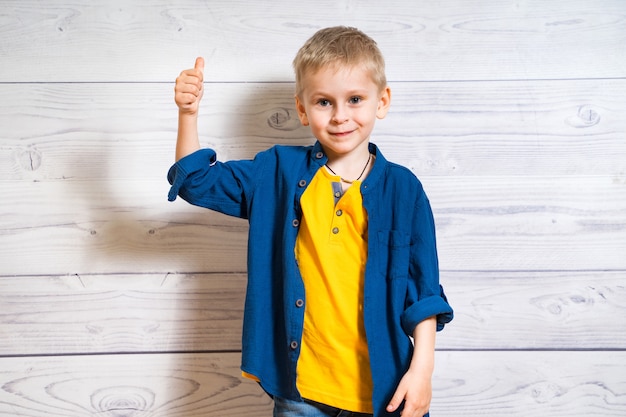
xmin=167 ymin=149 xmax=217 ymax=202
xmin=401 ymin=287 xmax=453 ymax=333
xmin=401 ymin=191 xmax=453 ymax=334
xmin=167 ymin=148 xmax=256 ymax=219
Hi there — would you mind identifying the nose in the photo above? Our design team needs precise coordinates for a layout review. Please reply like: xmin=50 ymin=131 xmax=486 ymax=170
xmin=331 ymin=103 xmax=349 ymax=123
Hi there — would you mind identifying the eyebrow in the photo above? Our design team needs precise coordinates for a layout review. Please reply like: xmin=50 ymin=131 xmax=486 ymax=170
xmin=310 ymin=88 xmax=371 ymax=98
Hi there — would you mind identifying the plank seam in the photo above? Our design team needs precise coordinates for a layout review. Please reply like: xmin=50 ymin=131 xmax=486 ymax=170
xmin=1 ymin=77 xmax=626 ymax=85
xmin=2 ymin=348 xmax=626 ymax=360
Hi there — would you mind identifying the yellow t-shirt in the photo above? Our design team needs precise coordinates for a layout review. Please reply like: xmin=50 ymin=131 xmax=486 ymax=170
xmin=294 ymin=167 xmax=373 ymax=413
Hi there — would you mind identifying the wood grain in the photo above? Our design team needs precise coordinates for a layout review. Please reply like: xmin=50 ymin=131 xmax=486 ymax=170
xmin=427 ymin=175 xmax=626 ymax=272
xmin=0 ymin=352 xmax=274 ymax=417
xmin=0 ymin=351 xmax=623 ymax=416
xmin=0 ymin=271 xmax=623 ymax=356
xmin=430 ymin=351 xmax=626 ymax=416
xmin=1 ymin=80 xmax=624 ymax=181
xmin=0 ymin=174 xmax=624 ymax=275
xmin=1 ymin=0 xmax=625 ymax=83
xmin=0 ymin=273 xmax=247 ymax=356
xmin=437 ymin=270 xmax=626 ymax=350
xmin=1 ymin=1 xmax=625 ymax=416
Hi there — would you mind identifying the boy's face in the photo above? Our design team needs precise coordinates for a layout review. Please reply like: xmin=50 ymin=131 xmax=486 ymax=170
xmin=295 ymin=64 xmax=391 ymax=160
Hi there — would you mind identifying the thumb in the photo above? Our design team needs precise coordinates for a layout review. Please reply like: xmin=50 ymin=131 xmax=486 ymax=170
xmin=195 ymin=57 xmax=205 ymax=74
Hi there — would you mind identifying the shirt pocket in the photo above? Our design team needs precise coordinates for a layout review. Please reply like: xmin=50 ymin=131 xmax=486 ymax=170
xmin=377 ymin=230 xmax=411 ymax=280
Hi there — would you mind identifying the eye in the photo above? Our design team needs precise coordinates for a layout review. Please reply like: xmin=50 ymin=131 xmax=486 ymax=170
xmin=316 ymin=99 xmax=331 ymax=107
xmin=349 ymin=96 xmax=362 ymax=104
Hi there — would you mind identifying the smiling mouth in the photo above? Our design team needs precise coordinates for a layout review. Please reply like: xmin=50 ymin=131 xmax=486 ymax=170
xmin=330 ymin=130 xmax=354 ymax=137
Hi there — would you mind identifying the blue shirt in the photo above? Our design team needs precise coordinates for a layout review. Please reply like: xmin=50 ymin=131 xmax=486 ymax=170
xmin=168 ymin=141 xmax=453 ymax=417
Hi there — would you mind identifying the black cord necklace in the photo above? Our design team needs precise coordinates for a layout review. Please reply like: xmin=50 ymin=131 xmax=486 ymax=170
xmin=325 ymin=153 xmax=372 ymax=184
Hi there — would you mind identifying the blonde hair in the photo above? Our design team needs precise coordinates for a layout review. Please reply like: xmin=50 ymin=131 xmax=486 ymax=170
xmin=293 ymin=26 xmax=387 ymax=96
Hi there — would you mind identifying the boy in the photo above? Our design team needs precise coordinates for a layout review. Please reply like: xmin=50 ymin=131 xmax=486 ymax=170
xmin=168 ymin=26 xmax=453 ymax=417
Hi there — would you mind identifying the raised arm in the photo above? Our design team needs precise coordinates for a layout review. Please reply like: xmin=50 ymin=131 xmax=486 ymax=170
xmin=174 ymin=57 xmax=205 ymax=161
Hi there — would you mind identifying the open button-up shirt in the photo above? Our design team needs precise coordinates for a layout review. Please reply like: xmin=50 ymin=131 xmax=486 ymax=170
xmin=168 ymin=141 xmax=453 ymax=417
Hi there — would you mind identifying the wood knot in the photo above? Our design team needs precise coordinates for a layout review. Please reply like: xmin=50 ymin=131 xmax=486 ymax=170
xmin=267 ymin=107 xmax=301 ymax=131
xmin=91 ymin=386 xmax=155 ymax=417
xmin=529 ymin=381 xmax=566 ymax=404
xmin=17 ymin=147 xmax=42 ymax=171
xmin=566 ymin=105 xmax=601 ymax=128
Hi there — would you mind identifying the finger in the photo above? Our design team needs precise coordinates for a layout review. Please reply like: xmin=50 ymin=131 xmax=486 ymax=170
xmin=176 ymin=73 xmax=199 ymax=88
xmin=195 ymin=57 xmax=205 ymax=74
xmin=176 ymin=81 xmax=201 ymax=94
xmin=386 ymin=389 xmax=406 ymax=413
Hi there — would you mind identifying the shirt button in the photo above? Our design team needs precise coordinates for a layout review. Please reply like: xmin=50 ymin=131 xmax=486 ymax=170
xmin=292 ymin=219 xmax=300 ymax=227
xmin=315 ymin=152 xmax=324 ymax=159
xmin=336 ymin=209 xmax=343 ymax=216
xmin=295 ymin=299 xmax=304 ymax=308
xmin=298 ymin=179 xmax=307 ymax=187
xmin=332 ymin=227 xmax=339 ymax=234
xmin=334 ymin=191 xmax=341 ymax=198
xmin=290 ymin=341 xmax=299 ymax=350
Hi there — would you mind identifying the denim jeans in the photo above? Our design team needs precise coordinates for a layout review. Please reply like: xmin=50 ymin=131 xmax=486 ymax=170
xmin=273 ymin=397 xmax=373 ymax=417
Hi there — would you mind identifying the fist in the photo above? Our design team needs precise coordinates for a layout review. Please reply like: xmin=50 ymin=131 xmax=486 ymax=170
xmin=175 ymin=57 xmax=204 ymax=115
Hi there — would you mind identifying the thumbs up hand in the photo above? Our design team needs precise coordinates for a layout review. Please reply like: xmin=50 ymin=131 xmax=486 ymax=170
xmin=175 ymin=57 xmax=205 ymax=115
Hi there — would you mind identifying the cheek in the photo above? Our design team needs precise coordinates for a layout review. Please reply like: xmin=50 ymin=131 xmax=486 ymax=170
xmin=354 ymin=109 xmax=377 ymax=125
xmin=307 ymin=113 xmax=327 ymax=130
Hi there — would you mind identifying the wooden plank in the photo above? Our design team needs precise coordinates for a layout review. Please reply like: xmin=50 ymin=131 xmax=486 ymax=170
xmin=430 ymin=351 xmax=626 ymax=416
xmin=1 ymin=79 xmax=625 ymax=182
xmin=382 ymin=79 xmax=626 ymax=177
xmin=1 ymin=174 xmax=624 ymax=275
xmin=0 ymin=4 xmax=622 ymax=417
xmin=0 ymin=271 xmax=623 ymax=356
xmin=0 ymin=351 xmax=624 ymax=416
xmin=0 ymin=182 xmax=249 ymax=275
xmin=436 ymin=270 xmax=626 ymax=350
xmin=427 ymin=175 xmax=626 ymax=272
xmin=0 ymin=352 xmax=274 ymax=417
xmin=0 ymin=82 xmax=306 ymax=183
xmin=1 ymin=0 xmax=625 ymax=83
xmin=0 ymin=273 xmax=247 ymax=355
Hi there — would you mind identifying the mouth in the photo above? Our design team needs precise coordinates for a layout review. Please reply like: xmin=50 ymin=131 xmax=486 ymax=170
xmin=330 ymin=130 xmax=354 ymax=137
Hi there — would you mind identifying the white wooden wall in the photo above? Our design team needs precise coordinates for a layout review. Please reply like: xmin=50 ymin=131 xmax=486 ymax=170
xmin=1 ymin=1 xmax=625 ymax=415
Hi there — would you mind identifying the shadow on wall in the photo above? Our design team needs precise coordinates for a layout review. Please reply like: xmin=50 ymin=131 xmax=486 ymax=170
xmin=1 ymin=80 xmax=310 ymax=348
xmin=69 ymin=81 xmax=311 ymax=276
xmin=0 ymin=81 xmax=305 ymax=414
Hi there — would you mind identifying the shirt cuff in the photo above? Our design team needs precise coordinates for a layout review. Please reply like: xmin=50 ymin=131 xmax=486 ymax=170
xmin=401 ymin=286 xmax=454 ymax=334
xmin=167 ymin=149 xmax=217 ymax=202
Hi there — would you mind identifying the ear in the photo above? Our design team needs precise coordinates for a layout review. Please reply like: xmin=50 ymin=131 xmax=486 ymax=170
xmin=376 ymin=86 xmax=392 ymax=119
xmin=294 ymin=95 xmax=309 ymax=126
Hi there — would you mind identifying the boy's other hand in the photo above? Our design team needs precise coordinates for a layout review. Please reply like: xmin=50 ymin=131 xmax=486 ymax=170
xmin=175 ymin=57 xmax=205 ymax=115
